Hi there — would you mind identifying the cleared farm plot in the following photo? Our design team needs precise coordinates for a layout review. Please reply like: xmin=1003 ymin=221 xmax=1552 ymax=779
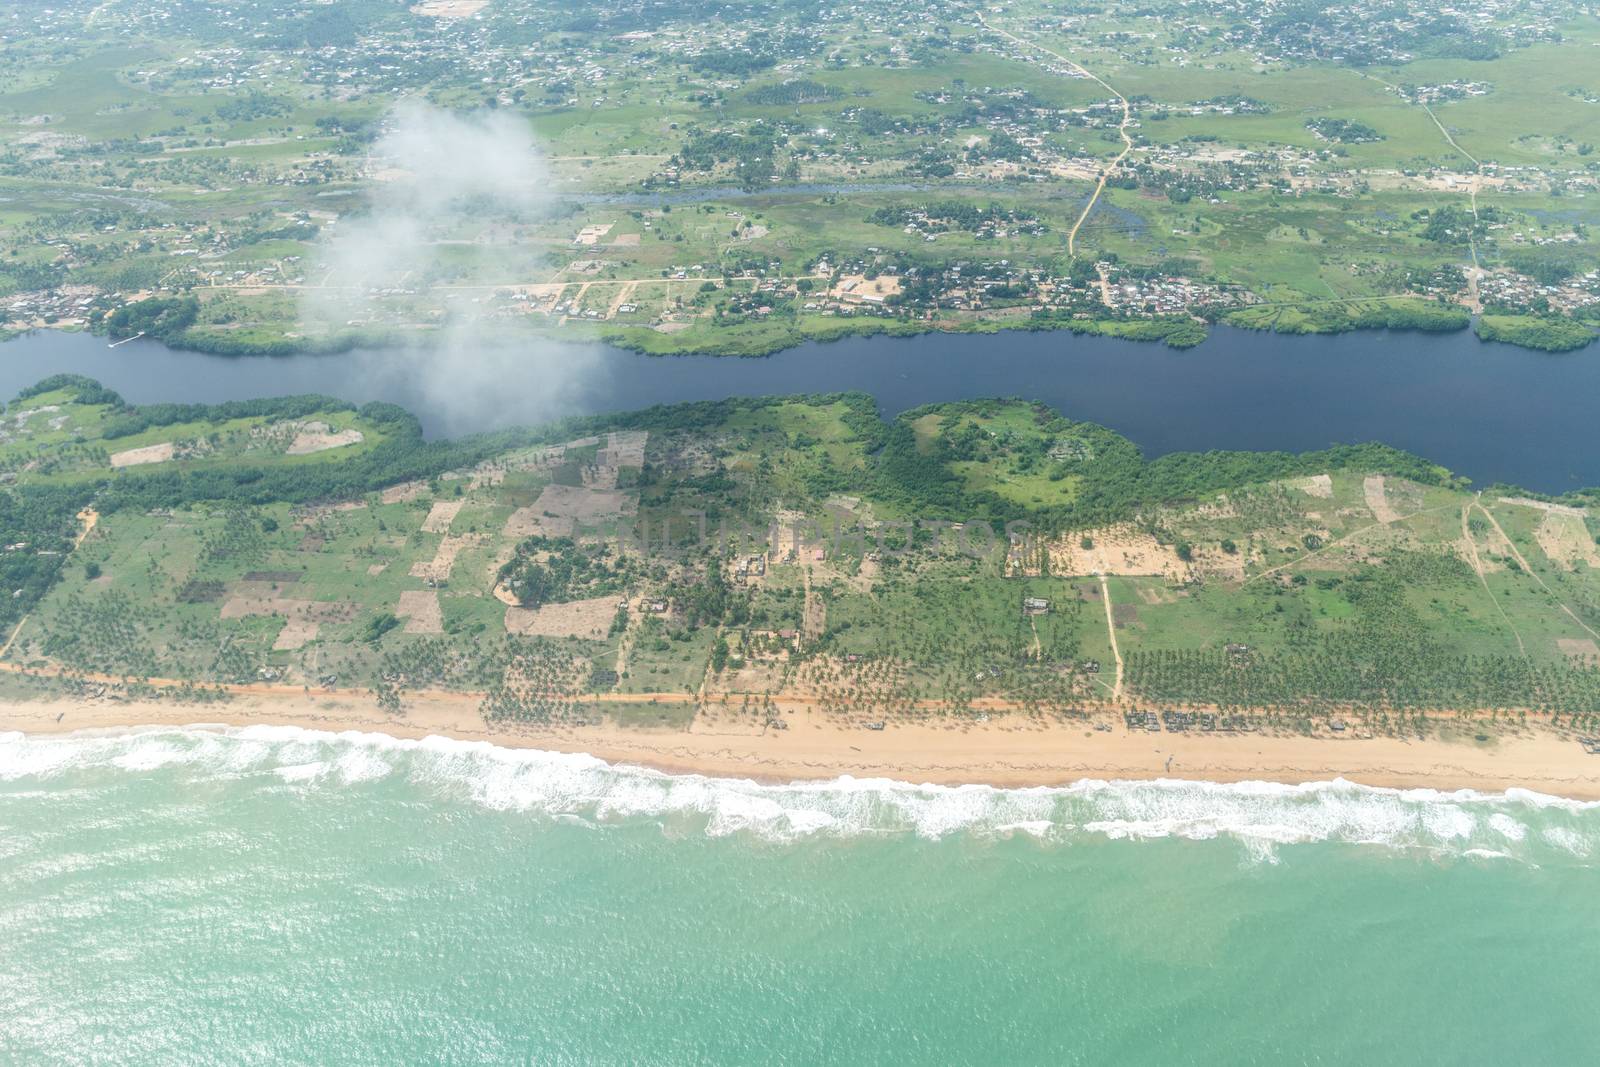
xmin=420 ymin=500 xmax=465 ymax=534
xmin=502 ymin=484 xmax=636 ymax=538
xmin=286 ymin=423 xmax=365 ymax=455
xmin=109 ymin=441 xmax=176 ymax=468
xmin=397 ymin=589 xmax=444 ymax=633
xmin=410 ymin=534 xmax=486 ymax=582
xmin=504 ymin=594 xmax=618 ymax=639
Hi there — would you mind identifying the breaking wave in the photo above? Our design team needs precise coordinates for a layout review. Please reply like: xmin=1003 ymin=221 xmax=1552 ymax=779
xmin=2 ymin=726 xmax=1597 ymax=861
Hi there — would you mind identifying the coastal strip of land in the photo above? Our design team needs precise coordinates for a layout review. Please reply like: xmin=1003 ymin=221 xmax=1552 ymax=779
xmin=3 ymin=695 xmax=1599 ymax=800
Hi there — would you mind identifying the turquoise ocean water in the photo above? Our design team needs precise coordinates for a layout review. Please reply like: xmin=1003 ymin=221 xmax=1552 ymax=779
xmin=2 ymin=725 xmax=1597 ymax=1064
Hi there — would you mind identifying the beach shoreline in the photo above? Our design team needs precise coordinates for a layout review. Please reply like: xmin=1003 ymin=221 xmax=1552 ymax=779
xmin=4 ymin=693 xmax=1600 ymax=799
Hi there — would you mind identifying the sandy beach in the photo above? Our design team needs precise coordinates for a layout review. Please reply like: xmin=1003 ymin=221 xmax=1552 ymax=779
xmin=4 ymin=692 xmax=1600 ymax=798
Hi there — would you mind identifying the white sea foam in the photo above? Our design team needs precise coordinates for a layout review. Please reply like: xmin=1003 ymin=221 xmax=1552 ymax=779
xmin=1540 ymin=826 xmax=1591 ymax=857
xmin=1488 ymin=813 xmax=1528 ymax=841
xmin=1 ymin=726 xmax=1596 ymax=861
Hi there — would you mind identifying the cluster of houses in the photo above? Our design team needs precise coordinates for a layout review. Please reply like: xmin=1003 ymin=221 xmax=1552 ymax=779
xmin=1477 ymin=268 xmax=1600 ymax=315
xmin=1396 ymin=81 xmax=1492 ymax=105
xmin=1197 ymin=0 xmax=1567 ymax=66
xmin=1093 ymin=270 xmax=1252 ymax=315
xmin=1 ymin=285 xmax=100 ymax=330
xmin=1124 ymin=710 xmax=1253 ymax=733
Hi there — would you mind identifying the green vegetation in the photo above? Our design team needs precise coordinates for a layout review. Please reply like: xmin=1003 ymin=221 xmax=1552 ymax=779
xmin=2 ymin=0 xmax=1596 ymax=358
xmin=1305 ymin=117 xmax=1385 ymax=143
xmin=1475 ymin=314 xmax=1597 ymax=352
xmin=1227 ymin=298 xmax=1471 ymax=336
xmin=106 ymin=296 xmax=199 ymax=343
xmin=498 ymin=537 xmax=640 ymax=609
xmin=11 ymin=377 xmax=1600 ymax=733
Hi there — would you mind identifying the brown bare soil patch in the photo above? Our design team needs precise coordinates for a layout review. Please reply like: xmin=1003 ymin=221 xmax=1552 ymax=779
xmin=1048 ymin=525 xmax=1191 ymax=581
xmin=831 ymin=274 xmax=902 ymax=304
xmin=850 ymin=555 xmax=881 ymax=592
xmin=596 ymin=430 xmax=647 ymax=468
xmin=1534 ymin=510 xmax=1600 ymax=571
xmin=502 ymin=506 xmax=547 ymax=540
xmin=396 ymin=589 xmax=444 ymax=633
xmin=503 ymin=594 xmax=618 ymax=639
xmin=293 ymin=500 xmax=365 ymax=526
xmin=583 ymin=465 xmax=619 ymax=491
xmin=712 ymin=658 xmax=788 ymax=695
xmin=381 ymin=480 xmax=428 ymax=504
xmin=501 ymin=484 xmax=635 ymax=538
xmin=286 ymin=423 xmax=364 ymax=455
xmin=1558 ymin=637 xmax=1600 ymax=663
xmin=420 ymin=499 xmax=465 ymax=534
xmin=109 ymin=441 xmax=175 ymax=468
xmin=410 ymin=534 xmax=484 ymax=582
xmin=1363 ymin=476 xmax=1401 ymax=524
xmin=272 ymin=618 xmax=320 ymax=651
xmin=1294 ymin=474 xmax=1334 ymax=498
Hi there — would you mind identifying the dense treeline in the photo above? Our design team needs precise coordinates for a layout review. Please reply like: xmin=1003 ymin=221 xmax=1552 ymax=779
xmin=7 ymin=378 xmax=480 ymax=517
xmin=98 ymin=395 xmax=358 ymax=440
xmin=1415 ymin=204 xmax=1498 ymax=245
xmin=106 ymin=296 xmax=199 ymax=342
xmin=1024 ymin=310 xmax=1208 ymax=348
xmin=867 ymin=201 xmax=1036 ymax=232
xmin=2 ymin=378 xmax=1459 ymax=537
xmin=1228 ymin=299 xmax=1470 ymax=337
xmin=17 ymin=374 xmax=124 ymax=406
xmin=1476 ymin=314 xmax=1595 ymax=352
xmin=871 ymin=400 xmax=1454 ymax=530
xmin=689 ymin=51 xmax=777 ymax=76
xmin=1305 ymin=117 xmax=1383 ymax=143
xmin=672 ymin=124 xmax=780 ymax=191
xmin=0 ymin=484 xmax=92 ymax=630
xmin=497 ymin=536 xmax=638 ymax=609
xmin=745 ymin=80 xmax=841 ymax=106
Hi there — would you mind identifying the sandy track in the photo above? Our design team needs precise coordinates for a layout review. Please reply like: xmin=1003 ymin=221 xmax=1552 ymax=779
xmin=979 ymin=11 xmax=1133 ymax=258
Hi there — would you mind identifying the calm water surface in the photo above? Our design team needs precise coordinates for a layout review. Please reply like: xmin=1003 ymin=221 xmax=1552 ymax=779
xmin=3 ymin=325 xmax=1595 ymax=492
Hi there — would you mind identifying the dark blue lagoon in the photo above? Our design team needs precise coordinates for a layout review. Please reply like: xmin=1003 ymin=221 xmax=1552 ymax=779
xmin=2 ymin=325 xmax=1595 ymax=493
